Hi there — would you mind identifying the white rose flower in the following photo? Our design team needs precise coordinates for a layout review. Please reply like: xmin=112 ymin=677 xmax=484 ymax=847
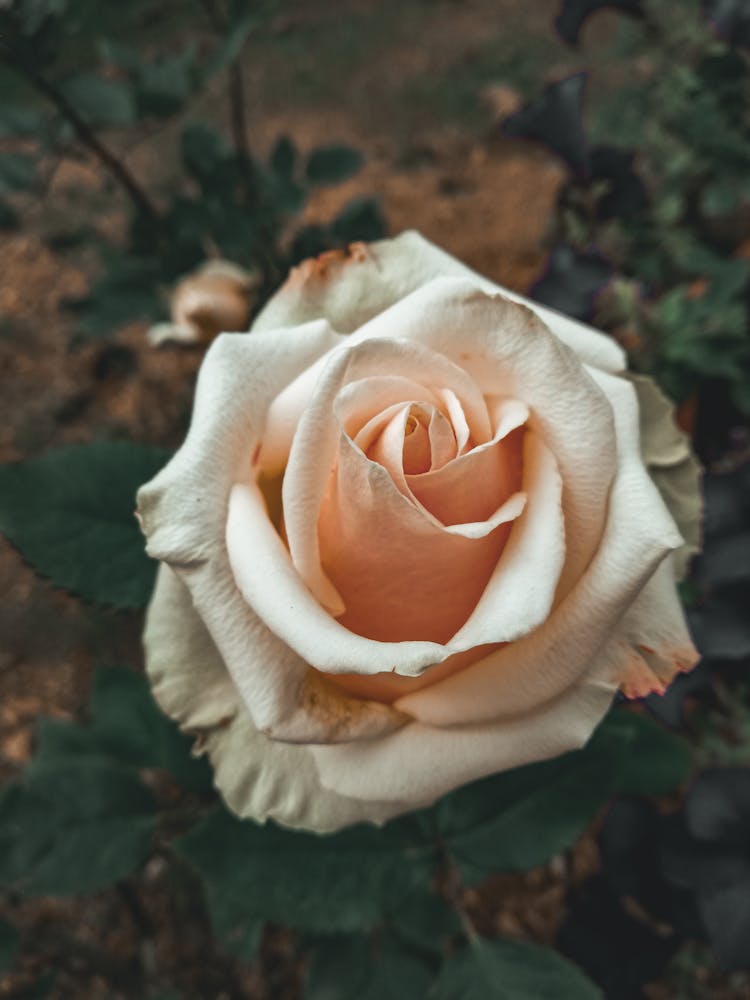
xmin=138 ymin=231 xmax=700 ymax=833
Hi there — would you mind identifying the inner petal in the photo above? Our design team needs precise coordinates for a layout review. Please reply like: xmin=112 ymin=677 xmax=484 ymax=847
xmin=317 ymin=425 xmax=526 ymax=644
xmin=366 ymin=402 xmax=457 ymax=482
xmin=402 ymin=407 xmax=432 ymax=474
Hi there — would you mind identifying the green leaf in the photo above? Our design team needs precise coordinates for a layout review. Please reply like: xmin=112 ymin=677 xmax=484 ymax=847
xmin=0 ymin=918 xmax=20 ymax=973
xmin=74 ymin=255 xmax=163 ymax=338
xmin=306 ymin=145 xmax=364 ymax=186
xmin=607 ymin=711 xmax=692 ymax=795
xmin=0 ymin=198 xmax=20 ymax=230
xmin=0 ymin=152 xmax=36 ymax=193
xmin=430 ymin=938 xmax=601 ymax=1000
xmin=270 ymin=135 xmax=297 ymax=179
xmin=89 ymin=666 xmax=211 ymax=791
xmin=331 ymin=197 xmax=386 ymax=243
xmin=0 ymin=105 xmax=43 ymax=138
xmin=0 ymin=760 xmax=157 ymax=895
xmin=201 ymin=9 xmax=261 ymax=82
xmin=0 ymin=441 xmax=170 ymax=608
xmin=136 ymin=52 xmax=196 ymax=118
xmin=15 ymin=0 xmax=67 ymax=36
xmin=32 ymin=669 xmax=211 ymax=791
xmin=305 ymin=935 xmax=433 ymax=1000
xmin=177 ymin=808 xmax=436 ymax=935
xmin=387 ymin=889 xmax=462 ymax=957
xmin=61 ymin=73 xmax=136 ymax=126
xmin=33 ymin=716 xmax=101 ymax=762
xmin=181 ymin=123 xmax=234 ymax=185
xmin=433 ymin=715 xmax=633 ymax=883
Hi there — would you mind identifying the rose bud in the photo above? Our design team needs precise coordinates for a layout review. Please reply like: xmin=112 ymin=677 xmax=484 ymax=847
xmin=147 ymin=259 xmax=259 ymax=347
xmin=137 ymin=231 xmax=701 ymax=833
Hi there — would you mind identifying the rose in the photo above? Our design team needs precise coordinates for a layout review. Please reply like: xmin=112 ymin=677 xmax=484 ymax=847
xmin=138 ymin=231 xmax=700 ymax=833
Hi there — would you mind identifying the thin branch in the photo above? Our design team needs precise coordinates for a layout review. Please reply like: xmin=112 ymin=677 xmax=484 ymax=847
xmin=1 ymin=47 xmax=160 ymax=224
xmin=198 ymin=0 xmax=254 ymax=170
xmin=228 ymin=62 xmax=251 ymax=164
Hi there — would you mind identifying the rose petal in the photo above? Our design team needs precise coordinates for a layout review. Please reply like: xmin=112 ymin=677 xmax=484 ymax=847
xmin=318 ymin=431 xmax=525 ymax=643
xmin=282 ymin=336 xmax=494 ymax=621
xmin=406 ymin=398 xmax=527 ymax=525
xmin=253 ymin=230 xmax=626 ymax=373
xmin=349 ymin=278 xmax=618 ymax=600
xmin=395 ymin=370 xmax=688 ymax=727
xmin=627 ymin=373 xmax=702 ymax=580
xmin=310 ymin=668 xmax=616 ymax=806
xmin=253 ymin=233 xmax=625 ymax=473
xmin=138 ymin=328 xmax=404 ymax=743
xmin=145 ymin=565 xmax=406 ymax=831
xmin=440 ymin=429 xmax=565 ymax=650
xmin=616 ymin=558 xmax=701 ymax=697
xmin=227 ymin=480 xmax=450 ymax=675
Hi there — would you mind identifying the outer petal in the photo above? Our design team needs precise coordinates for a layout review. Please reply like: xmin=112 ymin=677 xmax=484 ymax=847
xmin=612 ymin=559 xmax=700 ymax=698
xmin=138 ymin=327 xmax=404 ymax=744
xmin=310 ymin=668 xmax=617 ymax=807
xmin=144 ymin=565 xmax=407 ymax=831
xmin=146 ymin=564 xmax=615 ymax=821
xmin=252 ymin=230 xmax=626 ymax=374
xmin=394 ymin=369 xmax=687 ymax=728
xmin=627 ymin=373 xmax=702 ymax=580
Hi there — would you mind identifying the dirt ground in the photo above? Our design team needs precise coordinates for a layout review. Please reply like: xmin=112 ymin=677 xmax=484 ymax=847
xmin=0 ymin=1 xmax=746 ymax=997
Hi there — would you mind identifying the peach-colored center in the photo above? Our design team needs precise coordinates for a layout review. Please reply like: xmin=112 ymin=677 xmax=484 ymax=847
xmin=316 ymin=392 xmax=525 ymax=650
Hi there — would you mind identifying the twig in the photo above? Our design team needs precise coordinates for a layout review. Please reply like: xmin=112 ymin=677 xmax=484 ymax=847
xmin=228 ymin=62 xmax=251 ymax=164
xmin=198 ymin=0 xmax=254 ymax=174
xmin=0 ymin=47 xmax=160 ymax=224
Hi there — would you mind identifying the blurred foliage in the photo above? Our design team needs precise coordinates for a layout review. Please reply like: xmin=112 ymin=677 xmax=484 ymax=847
xmin=0 ymin=0 xmax=385 ymax=341
xmin=519 ymin=0 xmax=750 ymax=427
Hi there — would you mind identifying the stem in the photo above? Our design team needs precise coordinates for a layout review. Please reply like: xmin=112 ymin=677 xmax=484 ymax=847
xmin=198 ymin=0 xmax=254 ymax=174
xmin=228 ymin=62 xmax=251 ymax=163
xmin=0 ymin=48 xmax=160 ymax=224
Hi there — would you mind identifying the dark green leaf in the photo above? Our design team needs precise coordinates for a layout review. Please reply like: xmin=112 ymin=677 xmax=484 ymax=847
xmin=15 ymin=0 xmax=67 ymax=36
xmin=33 ymin=669 xmax=211 ymax=791
xmin=434 ymin=714 xmax=633 ymax=883
xmin=502 ymin=73 xmax=590 ymax=175
xmin=306 ymin=145 xmax=364 ymax=186
xmin=271 ymin=135 xmax=297 ymax=179
xmin=181 ymin=123 xmax=234 ymax=185
xmin=430 ymin=938 xmax=601 ymax=1000
xmin=387 ymin=889 xmax=462 ymax=956
xmin=90 ymin=666 xmax=211 ymax=791
xmin=177 ymin=807 xmax=436 ymax=934
xmin=0 ymin=918 xmax=20 ymax=973
xmin=607 ymin=711 xmax=692 ymax=795
xmin=74 ymin=255 xmax=163 ymax=338
xmin=0 ymin=198 xmax=20 ymax=230
xmin=0 ymin=760 xmax=157 ymax=895
xmin=0 ymin=105 xmax=43 ymax=137
xmin=135 ymin=51 xmax=196 ymax=118
xmin=61 ymin=73 xmax=135 ymax=126
xmin=0 ymin=441 xmax=170 ymax=608
xmin=331 ymin=197 xmax=386 ymax=243
xmin=0 ymin=152 xmax=36 ymax=193
xmin=305 ymin=935 xmax=433 ymax=1000
xmin=33 ymin=716 xmax=102 ymax=763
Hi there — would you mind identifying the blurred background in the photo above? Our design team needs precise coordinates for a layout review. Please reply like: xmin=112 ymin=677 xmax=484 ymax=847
xmin=1 ymin=1 xmax=750 ymax=997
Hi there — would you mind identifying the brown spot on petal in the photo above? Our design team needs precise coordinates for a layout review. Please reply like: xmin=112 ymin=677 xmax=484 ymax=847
xmin=285 ymin=242 xmax=370 ymax=289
